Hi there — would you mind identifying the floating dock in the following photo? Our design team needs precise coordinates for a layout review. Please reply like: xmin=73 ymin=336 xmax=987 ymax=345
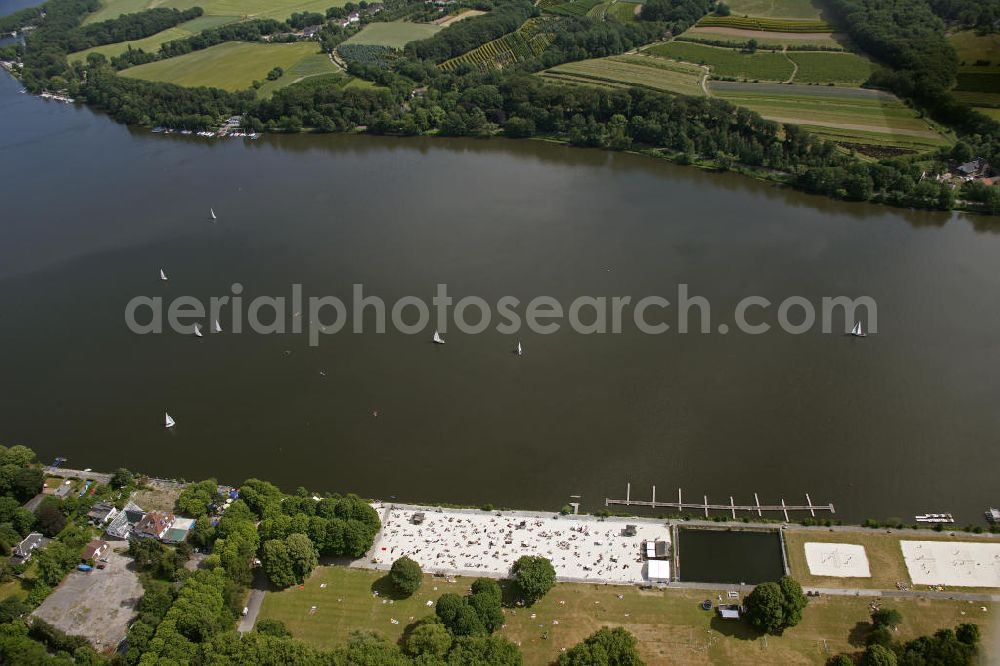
xmin=605 ymin=484 xmax=835 ymax=522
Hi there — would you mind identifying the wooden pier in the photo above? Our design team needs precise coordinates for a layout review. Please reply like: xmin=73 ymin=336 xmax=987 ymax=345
xmin=605 ymin=484 xmax=834 ymax=521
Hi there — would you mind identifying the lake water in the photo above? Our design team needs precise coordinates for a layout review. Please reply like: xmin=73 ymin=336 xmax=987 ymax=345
xmin=1 ymin=71 xmax=999 ymax=523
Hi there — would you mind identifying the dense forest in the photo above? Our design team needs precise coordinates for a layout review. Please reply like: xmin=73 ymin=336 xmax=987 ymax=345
xmin=64 ymin=7 xmax=203 ymax=52
xmin=928 ymin=0 xmax=1000 ymax=30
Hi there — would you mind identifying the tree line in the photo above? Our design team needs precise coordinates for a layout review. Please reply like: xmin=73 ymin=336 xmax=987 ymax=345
xmin=64 ymin=7 xmax=203 ymax=52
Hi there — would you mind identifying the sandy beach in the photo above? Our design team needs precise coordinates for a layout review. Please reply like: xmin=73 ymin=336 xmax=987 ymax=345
xmin=365 ymin=505 xmax=672 ymax=585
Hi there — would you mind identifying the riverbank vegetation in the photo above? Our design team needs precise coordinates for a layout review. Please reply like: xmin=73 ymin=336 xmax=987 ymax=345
xmin=4 ymin=0 xmax=999 ymax=217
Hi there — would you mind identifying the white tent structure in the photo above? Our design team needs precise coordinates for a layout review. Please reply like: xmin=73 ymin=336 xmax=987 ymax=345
xmin=646 ymin=559 xmax=670 ymax=582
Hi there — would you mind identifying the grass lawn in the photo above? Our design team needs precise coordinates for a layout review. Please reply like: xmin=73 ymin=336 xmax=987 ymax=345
xmin=787 ymin=51 xmax=875 ymax=85
xmin=949 ymin=30 xmax=1000 ymax=73
xmin=69 ymin=15 xmax=238 ymax=63
xmin=260 ymin=565 xmax=995 ymax=665
xmin=974 ymin=107 xmax=1000 ymax=121
xmin=84 ymin=0 xmax=345 ymax=25
xmin=784 ymin=529 xmax=1000 ymax=593
xmin=257 ymin=567 xmax=465 ymax=649
xmin=646 ymin=41 xmax=793 ymax=81
xmin=120 ymin=41 xmax=336 ymax=92
xmin=342 ymin=21 xmax=442 ymax=48
xmin=722 ymin=0 xmax=824 ymax=19
xmin=542 ymin=54 xmax=706 ymax=96
xmin=680 ymin=27 xmax=843 ymax=49
xmin=256 ymin=54 xmax=343 ymax=97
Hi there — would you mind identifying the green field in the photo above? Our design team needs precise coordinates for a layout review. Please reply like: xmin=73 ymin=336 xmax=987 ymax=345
xmin=542 ymin=54 xmax=706 ymax=96
xmin=607 ymin=0 xmax=640 ymax=21
xmin=949 ymin=30 xmax=1000 ymax=72
xmin=711 ymin=82 xmax=950 ymax=149
xmin=975 ymin=106 xmax=1000 ymax=120
xmin=646 ymin=41 xmax=793 ymax=81
xmin=723 ymin=0 xmax=824 ymax=18
xmin=953 ymin=90 xmax=1000 ymax=107
xmin=679 ymin=27 xmax=843 ymax=49
xmin=120 ymin=41 xmax=338 ymax=93
xmin=84 ymin=0 xmax=343 ymax=25
xmin=787 ymin=51 xmax=875 ymax=84
xmin=69 ymin=15 xmax=238 ymax=62
xmin=342 ymin=21 xmax=442 ymax=48
xmin=696 ymin=15 xmax=832 ymax=31
xmin=544 ymin=0 xmax=604 ymax=16
xmin=258 ymin=564 xmax=995 ymax=665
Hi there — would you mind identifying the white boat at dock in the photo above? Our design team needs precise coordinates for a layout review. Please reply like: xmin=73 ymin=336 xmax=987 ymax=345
xmin=914 ymin=513 xmax=954 ymax=523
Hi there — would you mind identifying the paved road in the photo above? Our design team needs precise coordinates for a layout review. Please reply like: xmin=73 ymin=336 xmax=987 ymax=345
xmin=667 ymin=580 xmax=1000 ymax=602
xmin=43 ymin=466 xmax=112 ymax=485
xmin=238 ymin=572 xmax=268 ymax=633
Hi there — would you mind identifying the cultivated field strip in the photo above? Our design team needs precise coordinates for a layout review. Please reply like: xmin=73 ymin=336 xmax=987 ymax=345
xmin=439 ymin=17 xmax=559 ymax=72
xmin=696 ymin=15 xmax=832 ymax=32
xmin=542 ymin=55 xmax=706 ymax=96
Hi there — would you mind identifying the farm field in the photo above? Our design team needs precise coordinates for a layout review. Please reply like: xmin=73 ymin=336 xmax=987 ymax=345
xmin=258 ymin=564 xmax=994 ymax=665
xmin=83 ymin=0 xmax=344 ymax=25
xmin=542 ymin=54 xmax=706 ymax=96
xmin=607 ymin=0 xmax=640 ymax=21
xmin=786 ymin=51 xmax=874 ymax=85
xmin=440 ymin=17 xmax=558 ymax=72
xmin=645 ymin=41 xmax=793 ymax=81
xmin=696 ymin=15 xmax=832 ymax=31
xmin=711 ymin=82 xmax=950 ymax=149
xmin=681 ymin=26 xmax=844 ymax=49
xmin=949 ymin=30 xmax=1000 ymax=72
xmin=543 ymin=0 xmax=604 ymax=16
xmin=975 ymin=107 xmax=1000 ymax=121
xmin=69 ymin=15 xmax=238 ymax=63
xmin=342 ymin=21 xmax=442 ymax=48
xmin=722 ymin=0 xmax=824 ymax=18
xmin=434 ymin=9 xmax=485 ymax=27
xmin=120 ymin=41 xmax=337 ymax=92
xmin=256 ymin=55 xmax=345 ymax=97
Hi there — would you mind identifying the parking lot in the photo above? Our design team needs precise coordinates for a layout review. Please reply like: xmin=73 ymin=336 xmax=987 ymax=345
xmin=32 ymin=546 xmax=143 ymax=651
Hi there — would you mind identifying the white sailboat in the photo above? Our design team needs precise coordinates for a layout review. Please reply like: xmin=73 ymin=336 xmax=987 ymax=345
xmin=210 ymin=207 xmax=217 ymax=220
xmin=850 ymin=321 xmax=866 ymax=337
xmin=160 ymin=269 xmax=168 ymax=281
xmin=432 ymin=330 xmax=445 ymax=345
xmin=194 ymin=324 xmax=203 ymax=338
xmin=516 ymin=341 xmax=523 ymax=356
xmin=213 ymin=319 xmax=222 ymax=333
xmin=165 ymin=412 xmax=176 ymax=428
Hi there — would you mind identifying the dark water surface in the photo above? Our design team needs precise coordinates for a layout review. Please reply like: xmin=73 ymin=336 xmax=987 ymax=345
xmin=1 ymin=72 xmax=999 ymax=522
xmin=677 ymin=528 xmax=784 ymax=584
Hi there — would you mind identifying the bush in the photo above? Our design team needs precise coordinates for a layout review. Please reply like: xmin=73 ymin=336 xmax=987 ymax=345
xmin=389 ymin=556 xmax=422 ymax=597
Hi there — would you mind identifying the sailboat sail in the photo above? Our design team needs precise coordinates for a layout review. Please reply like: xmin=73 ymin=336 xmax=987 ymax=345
xmin=165 ymin=412 xmax=175 ymax=428
xmin=850 ymin=322 xmax=865 ymax=337
xmin=210 ymin=207 xmax=217 ymax=220
xmin=432 ymin=330 xmax=445 ymax=344
xmin=213 ymin=320 xmax=222 ymax=333
xmin=160 ymin=269 xmax=167 ymax=281
xmin=194 ymin=324 xmax=203 ymax=338
xmin=516 ymin=342 xmax=523 ymax=356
